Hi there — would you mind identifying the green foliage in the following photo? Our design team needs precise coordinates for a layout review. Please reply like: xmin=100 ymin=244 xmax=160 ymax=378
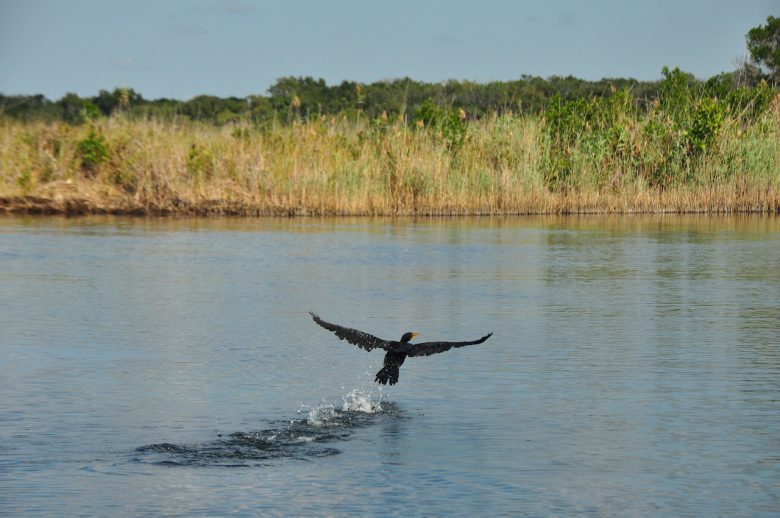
xmin=93 ymin=88 xmax=143 ymax=116
xmin=660 ymin=66 xmax=697 ymax=125
xmin=721 ymin=80 xmax=777 ymax=124
xmin=2 ymin=5 xmax=778 ymax=127
xmin=746 ymin=15 xmax=780 ymax=83
xmin=1 ymin=70 xmax=775 ymax=128
xmin=84 ymin=102 xmax=101 ymax=120
xmin=216 ymin=109 xmax=239 ymax=125
xmin=0 ymin=75 xmax=693 ymax=125
xmin=414 ymin=99 xmax=468 ymax=148
xmin=77 ymin=129 xmax=109 ymax=174
xmin=540 ymin=74 xmax=751 ymax=190
xmin=544 ymin=94 xmax=589 ymax=143
xmin=543 ymin=89 xmax=638 ymax=190
xmin=183 ymin=95 xmax=233 ymax=120
xmin=23 ymin=0 xmax=780 ymax=210
xmin=0 ymin=94 xmax=62 ymax=121
xmin=1 ymin=101 xmax=779 ymax=215
xmin=186 ymin=143 xmax=214 ymax=183
xmin=687 ymin=97 xmax=726 ymax=154
xmin=59 ymin=93 xmax=101 ymax=124
xmin=543 ymin=94 xmax=588 ymax=189
xmin=590 ymin=87 xmax=636 ymax=131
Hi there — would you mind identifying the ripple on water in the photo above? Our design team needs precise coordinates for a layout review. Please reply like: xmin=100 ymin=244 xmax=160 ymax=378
xmin=133 ymin=390 xmax=399 ymax=467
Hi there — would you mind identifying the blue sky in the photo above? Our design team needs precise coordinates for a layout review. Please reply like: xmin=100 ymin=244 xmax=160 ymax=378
xmin=0 ymin=0 xmax=776 ymax=100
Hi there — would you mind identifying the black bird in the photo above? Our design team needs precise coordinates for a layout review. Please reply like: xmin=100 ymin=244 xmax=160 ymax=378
xmin=309 ymin=311 xmax=492 ymax=385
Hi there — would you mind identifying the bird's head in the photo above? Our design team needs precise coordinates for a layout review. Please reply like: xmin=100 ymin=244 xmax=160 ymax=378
xmin=400 ymin=332 xmax=419 ymax=343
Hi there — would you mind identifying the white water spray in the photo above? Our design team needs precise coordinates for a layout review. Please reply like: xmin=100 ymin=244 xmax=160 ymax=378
xmin=300 ymin=388 xmax=385 ymax=426
xmin=341 ymin=388 xmax=383 ymax=413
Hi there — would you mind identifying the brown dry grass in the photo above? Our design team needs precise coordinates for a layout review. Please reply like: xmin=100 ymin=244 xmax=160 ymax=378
xmin=1 ymin=108 xmax=778 ymax=216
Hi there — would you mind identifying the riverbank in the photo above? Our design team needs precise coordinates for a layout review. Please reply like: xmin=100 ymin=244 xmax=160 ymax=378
xmin=2 ymin=185 xmax=778 ymax=216
xmin=2 ymin=102 xmax=779 ymax=216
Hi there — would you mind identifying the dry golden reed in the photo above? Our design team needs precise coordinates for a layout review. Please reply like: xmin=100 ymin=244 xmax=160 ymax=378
xmin=0 ymin=107 xmax=778 ymax=216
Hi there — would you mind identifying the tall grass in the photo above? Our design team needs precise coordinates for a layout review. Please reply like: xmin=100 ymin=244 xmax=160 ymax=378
xmin=1 ymin=89 xmax=779 ymax=215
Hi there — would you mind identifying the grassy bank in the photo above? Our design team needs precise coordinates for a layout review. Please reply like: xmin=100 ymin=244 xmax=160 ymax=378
xmin=1 ymin=91 xmax=779 ymax=216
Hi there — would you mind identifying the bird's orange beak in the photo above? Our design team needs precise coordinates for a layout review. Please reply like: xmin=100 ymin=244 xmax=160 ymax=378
xmin=411 ymin=332 xmax=420 ymax=338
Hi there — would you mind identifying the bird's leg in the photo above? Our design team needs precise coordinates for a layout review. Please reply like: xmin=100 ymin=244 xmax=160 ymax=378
xmin=375 ymin=352 xmax=406 ymax=385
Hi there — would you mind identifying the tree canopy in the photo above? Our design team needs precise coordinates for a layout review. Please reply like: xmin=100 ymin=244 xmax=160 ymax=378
xmin=747 ymin=15 xmax=780 ymax=84
xmin=1 ymin=18 xmax=777 ymax=125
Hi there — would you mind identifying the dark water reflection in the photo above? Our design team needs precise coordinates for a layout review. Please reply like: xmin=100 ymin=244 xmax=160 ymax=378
xmin=1 ymin=215 xmax=779 ymax=516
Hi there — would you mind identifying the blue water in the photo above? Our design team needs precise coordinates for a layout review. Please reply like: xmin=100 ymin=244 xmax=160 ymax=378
xmin=1 ymin=215 xmax=779 ymax=516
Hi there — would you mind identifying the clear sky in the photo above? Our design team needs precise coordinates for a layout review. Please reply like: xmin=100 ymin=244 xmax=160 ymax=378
xmin=0 ymin=0 xmax=776 ymax=100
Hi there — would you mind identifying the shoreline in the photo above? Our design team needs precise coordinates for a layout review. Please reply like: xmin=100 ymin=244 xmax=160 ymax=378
xmin=3 ymin=106 xmax=778 ymax=217
xmin=2 ymin=192 xmax=778 ymax=217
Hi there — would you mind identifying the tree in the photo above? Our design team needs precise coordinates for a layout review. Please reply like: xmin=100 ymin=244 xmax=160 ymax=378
xmin=92 ymin=88 xmax=143 ymax=116
xmin=0 ymin=94 xmax=62 ymax=120
xmin=746 ymin=15 xmax=780 ymax=84
xmin=58 ymin=93 xmax=100 ymax=124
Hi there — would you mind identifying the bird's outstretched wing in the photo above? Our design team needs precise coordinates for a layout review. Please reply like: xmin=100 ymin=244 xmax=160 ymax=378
xmin=309 ymin=311 xmax=400 ymax=352
xmin=405 ymin=332 xmax=493 ymax=357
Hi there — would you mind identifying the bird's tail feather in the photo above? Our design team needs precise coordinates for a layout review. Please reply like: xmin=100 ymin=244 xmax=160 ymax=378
xmin=375 ymin=365 xmax=399 ymax=385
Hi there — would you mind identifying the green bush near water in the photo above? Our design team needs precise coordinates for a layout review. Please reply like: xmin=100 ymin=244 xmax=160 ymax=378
xmin=541 ymin=67 xmax=777 ymax=191
xmin=414 ymin=99 xmax=468 ymax=149
xmin=76 ymin=129 xmax=109 ymax=175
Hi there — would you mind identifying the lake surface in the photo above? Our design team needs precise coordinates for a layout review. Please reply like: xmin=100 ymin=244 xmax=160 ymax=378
xmin=1 ymin=215 xmax=779 ymax=516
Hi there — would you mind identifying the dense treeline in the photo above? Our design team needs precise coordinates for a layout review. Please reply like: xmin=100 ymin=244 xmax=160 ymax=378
xmin=1 ymin=16 xmax=778 ymax=215
xmin=1 ymin=63 xmax=777 ymax=215
xmin=0 ymin=68 xmax=767 ymax=126
xmin=2 ymin=14 xmax=778 ymax=126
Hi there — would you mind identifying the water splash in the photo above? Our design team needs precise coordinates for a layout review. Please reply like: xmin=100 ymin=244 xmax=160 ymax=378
xmin=305 ymin=401 xmax=336 ymax=426
xmin=341 ymin=388 xmax=383 ymax=413
xmin=302 ymin=388 xmax=385 ymax=425
xmin=134 ymin=389 xmax=400 ymax=467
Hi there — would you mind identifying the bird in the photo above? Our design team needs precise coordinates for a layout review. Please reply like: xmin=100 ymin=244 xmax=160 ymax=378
xmin=309 ymin=311 xmax=492 ymax=385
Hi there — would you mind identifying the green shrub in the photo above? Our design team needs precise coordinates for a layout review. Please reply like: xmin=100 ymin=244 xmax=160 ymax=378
xmin=544 ymin=94 xmax=589 ymax=144
xmin=60 ymin=93 xmax=102 ymax=125
xmin=186 ymin=143 xmax=214 ymax=183
xmin=725 ymin=81 xmax=776 ymax=122
xmin=687 ymin=97 xmax=726 ymax=154
xmin=543 ymin=95 xmax=585 ymax=189
xmin=414 ymin=99 xmax=467 ymax=148
xmin=660 ymin=66 xmax=697 ymax=126
xmin=77 ymin=130 xmax=109 ymax=174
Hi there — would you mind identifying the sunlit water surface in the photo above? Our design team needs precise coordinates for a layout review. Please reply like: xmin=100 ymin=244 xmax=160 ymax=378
xmin=1 ymin=215 xmax=779 ymax=516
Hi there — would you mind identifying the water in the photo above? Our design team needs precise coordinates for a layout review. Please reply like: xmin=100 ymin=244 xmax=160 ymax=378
xmin=1 ymin=215 xmax=778 ymax=516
